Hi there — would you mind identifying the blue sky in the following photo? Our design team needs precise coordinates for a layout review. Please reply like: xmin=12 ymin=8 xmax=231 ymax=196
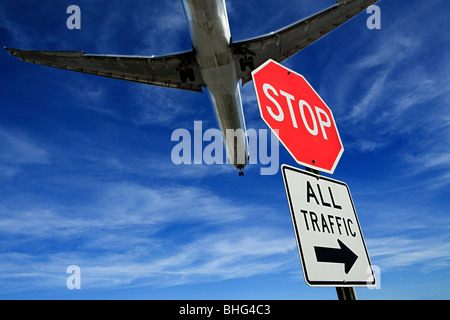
xmin=0 ymin=0 xmax=449 ymax=300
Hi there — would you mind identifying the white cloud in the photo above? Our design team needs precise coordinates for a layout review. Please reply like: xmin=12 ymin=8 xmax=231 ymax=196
xmin=0 ymin=180 xmax=296 ymax=293
xmin=0 ymin=128 xmax=50 ymax=166
xmin=367 ymin=235 xmax=450 ymax=273
xmin=131 ymin=86 xmax=202 ymax=127
xmin=326 ymin=2 xmax=450 ymax=161
xmin=345 ymin=139 xmax=387 ymax=153
xmin=344 ymin=71 xmax=390 ymax=124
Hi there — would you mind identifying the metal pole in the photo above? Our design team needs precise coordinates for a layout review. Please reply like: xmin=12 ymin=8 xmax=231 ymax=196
xmin=305 ymin=167 xmax=357 ymax=301
xmin=336 ymin=287 xmax=357 ymax=301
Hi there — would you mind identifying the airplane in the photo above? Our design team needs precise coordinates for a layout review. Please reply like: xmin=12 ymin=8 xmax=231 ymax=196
xmin=5 ymin=0 xmax=378 ymax=176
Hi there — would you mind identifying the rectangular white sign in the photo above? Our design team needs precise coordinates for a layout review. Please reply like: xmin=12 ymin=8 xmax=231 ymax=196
xmin=281 ymin=165 xmax=376 ymax=287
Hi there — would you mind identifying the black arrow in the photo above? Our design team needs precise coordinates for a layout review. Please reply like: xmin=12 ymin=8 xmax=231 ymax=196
xmin=314 ymin=240 xmax=358 ymax=274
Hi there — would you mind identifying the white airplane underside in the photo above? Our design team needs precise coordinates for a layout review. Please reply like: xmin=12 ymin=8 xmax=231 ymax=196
xmin=6 ymin=0 xmax=378 ymax=173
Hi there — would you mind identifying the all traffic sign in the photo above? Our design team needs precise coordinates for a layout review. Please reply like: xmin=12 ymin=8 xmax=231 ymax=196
xmin=252 ymin=60 xmax=344 ymax=174
xmin=281 ymin=165 xmax=376 ymax=287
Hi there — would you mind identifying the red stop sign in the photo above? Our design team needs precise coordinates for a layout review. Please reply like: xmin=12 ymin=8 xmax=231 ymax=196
xmin=252 ymin=59 xmax=344 ymax=174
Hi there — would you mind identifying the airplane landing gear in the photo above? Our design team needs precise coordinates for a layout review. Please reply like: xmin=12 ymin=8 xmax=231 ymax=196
xmin=180 ymin=68 xmax=195 ymax=83
xmin=239 ymin=170 xmax=244 ymax=177
xmin=239 ymin=56 xmax=255 ymax=72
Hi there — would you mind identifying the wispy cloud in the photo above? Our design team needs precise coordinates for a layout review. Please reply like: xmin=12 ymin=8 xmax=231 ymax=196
xmin=367 ymin=235 xmax=450 ymax=273
xmin=327 ymin=2 xmax=450 ymax=162
xmin=0 ymin=180 xmax=296 ymax=293
xmin=0 ymin=127 xmax=50 ymax=166
xmin=131 ymin=85 xmax=203 ymax=128
xmin=90 ymin=0 xmax=189 ymax=54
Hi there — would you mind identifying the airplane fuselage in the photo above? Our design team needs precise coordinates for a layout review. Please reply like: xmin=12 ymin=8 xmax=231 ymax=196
xmin=182 ymin=0 xmax=248 ymax=170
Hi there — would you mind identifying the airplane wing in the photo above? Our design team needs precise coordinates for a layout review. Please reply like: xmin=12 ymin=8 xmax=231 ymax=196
xmin=4 ymin=47 xmax=205 ymax=93
xmin=232 ymin=0 xmax=379 ymax=85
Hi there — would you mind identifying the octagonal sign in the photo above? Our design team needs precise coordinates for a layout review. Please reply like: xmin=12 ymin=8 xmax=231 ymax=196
xmin=252 ymin=59 xmax=344 ymax=174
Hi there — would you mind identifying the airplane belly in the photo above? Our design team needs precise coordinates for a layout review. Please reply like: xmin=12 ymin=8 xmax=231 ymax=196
xmin=203 ymin=64 xmax=249 ymax=170
xmin=183 ymin=0 xmax=248 ymax=170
